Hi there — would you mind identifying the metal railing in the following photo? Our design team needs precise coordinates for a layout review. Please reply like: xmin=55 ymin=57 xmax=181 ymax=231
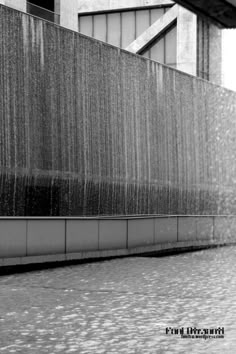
xmin=27 ymin=2 xmax=60 ymax=24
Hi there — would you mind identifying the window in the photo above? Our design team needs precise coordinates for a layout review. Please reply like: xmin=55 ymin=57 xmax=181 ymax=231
xmin=78 ymin=7 xmax=177 ymax=67
xmin=27 ymin=0 xmax=60 ymax=24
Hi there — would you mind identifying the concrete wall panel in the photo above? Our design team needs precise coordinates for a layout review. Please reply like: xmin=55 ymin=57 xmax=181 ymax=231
xmin=1 ymin=216 xmax=236 ymax=263
xmin=214 ymin=217 xmax=236 ymax=242
xmin=66 ymin=220 xmax=99 ymax=252
xmin=99 ymin=220 xmax=127 ymax=250
xmin=196 ymin=217 xmax=214 ymax=241
xmin=0 ymin=220 xmax=27 ymax=258
xmin=27 ymin=220 xmax=65 ymax=256
xmin=128 ymin=219 xmax=154 ymax=248
xmin=178 ymin=217 xmax=197 ymax=241
xmin=155 ymin=217 xmax=177 ymax=243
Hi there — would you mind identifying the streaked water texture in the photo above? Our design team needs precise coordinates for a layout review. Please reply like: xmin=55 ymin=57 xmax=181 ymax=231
xmin=0 ymin=5 xmax=236 ymax=215
xmin=0 ymin=246 xmax=236 ymax=353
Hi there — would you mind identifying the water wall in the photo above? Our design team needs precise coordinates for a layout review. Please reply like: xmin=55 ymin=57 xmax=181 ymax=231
xmin=1 ymin=4 xmax=236 ymax=216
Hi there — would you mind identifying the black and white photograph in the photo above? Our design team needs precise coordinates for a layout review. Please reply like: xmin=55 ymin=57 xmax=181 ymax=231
xmin=0 ymin=0 xmax=236 ymax=353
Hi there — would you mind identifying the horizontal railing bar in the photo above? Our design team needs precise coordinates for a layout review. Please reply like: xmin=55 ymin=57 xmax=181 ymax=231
xmin=0 ymin=215 xmax=235 ymax=220
xmin=27 ymin=2 xmax=60 ymax=16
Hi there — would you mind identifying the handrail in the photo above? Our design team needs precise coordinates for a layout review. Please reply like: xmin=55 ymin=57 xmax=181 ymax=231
xmin=0 ymin=215 xmax=235 ymax=220
xmin=27 ymin=2 xmax=60 ymax=24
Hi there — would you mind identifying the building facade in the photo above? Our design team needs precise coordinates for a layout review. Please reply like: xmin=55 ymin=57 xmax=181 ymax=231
xmin=79 ymin=0 xmax=222 ymax=84
xmin=78 ymin=0 xmax=222 ymax=84
xmin=0 ymin=0 xmax=222 ymax=84
xmin=0 ymin=0 xmax=78 ymax=30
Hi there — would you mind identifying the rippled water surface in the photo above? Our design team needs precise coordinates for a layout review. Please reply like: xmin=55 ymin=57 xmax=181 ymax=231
xmin=0 ymin=246 xmax=236 ymax=353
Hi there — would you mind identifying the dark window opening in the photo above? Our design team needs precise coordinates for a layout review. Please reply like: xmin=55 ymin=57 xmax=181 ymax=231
xmin=28 ymin=0 xmax=54 ymax=12
xmin=27 ymin=1 xmax=60 ymax=24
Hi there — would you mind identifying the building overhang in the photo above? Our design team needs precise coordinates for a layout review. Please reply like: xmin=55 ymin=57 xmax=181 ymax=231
xmin=78 ymin=0 xmax=174 ymax=15
xmin=173 ymin=0 xmax=236 ymax=28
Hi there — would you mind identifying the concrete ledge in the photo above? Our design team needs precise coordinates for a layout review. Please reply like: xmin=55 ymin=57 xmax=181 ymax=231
xmin=0 ymin=216 xmax=236 ymax=268
xmin=0 ymin=239 xmax=234 ymax=269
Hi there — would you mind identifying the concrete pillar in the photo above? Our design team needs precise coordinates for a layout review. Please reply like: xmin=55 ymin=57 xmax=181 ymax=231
xmin=177 ymin=6 xmax=197 ymax=76
xmin=209 ymin=24 xmax=222 ymax=85
xmin=57 ymin=0 xmax=78 ymax=32
xmin=4 ymin=0 xmax=26 ymax=11
xmin=126 ymin=5 xmax=178 ymax=54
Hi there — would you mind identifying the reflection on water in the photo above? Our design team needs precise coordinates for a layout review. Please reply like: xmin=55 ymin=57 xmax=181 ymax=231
xmin=0 ymin=247 xmax=236 ymax=353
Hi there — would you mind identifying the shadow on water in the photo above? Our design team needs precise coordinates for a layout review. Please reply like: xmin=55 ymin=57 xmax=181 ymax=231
xmin=0 ymin=244 xmax=231 ymax=276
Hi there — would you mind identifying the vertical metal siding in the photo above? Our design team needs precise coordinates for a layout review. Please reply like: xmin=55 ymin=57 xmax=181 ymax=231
xmin=94 ymin=14 xmax=106 ymax=42
xmin=79 ymin=15 xmax=93 ymax=37
xmin=165 ymin=25 xmax=177 ymax=66
xmin=78 ymin=8 xmax=177 ymax=66
xmin=150 ymin=8 xmax=165 ymax=24
xmin=107 ymin=12 xmax=121 ymax=47
xmin=121 ymin=11 xmax=136 ymax=48
xmin=149 ymin=37 xmax=165 ymax=63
